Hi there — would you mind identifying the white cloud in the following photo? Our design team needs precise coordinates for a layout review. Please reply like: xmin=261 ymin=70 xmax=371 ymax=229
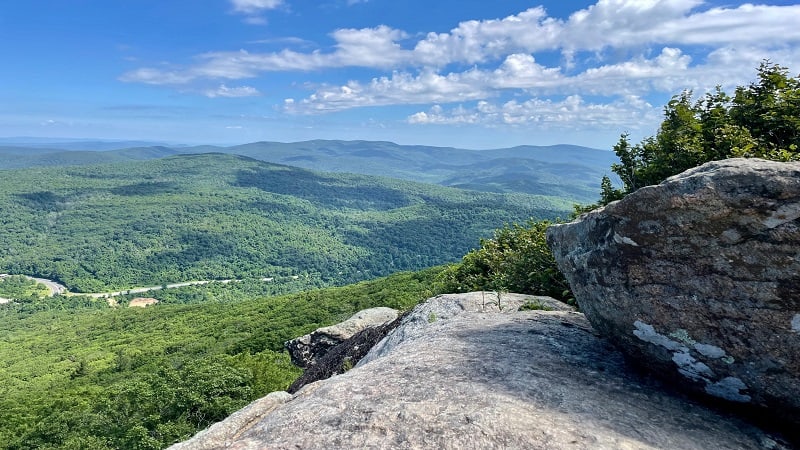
xmin=229 ymin=0 xmax=282 ymax=25
xmin=230 ymin=0 xmax=283 ymax=14
xmin=118 ymin=68 xmax=196 ymax=85
xmin=329 ymin=26 xmax=410 ymax=68
xmin=571 ymin=47 xmax=694 ymax=95
xmin=243 ymin=16 xmax=268 ymax=25
xmin=204 ymin=84 xmax=261 ymax=98
xmin=643 ymin=3 xmax=800 ymax=47
xmin=122 ymin=1 xmax=800 ymax=133
xmin=123 ymin=2 xmax=800 ymax=86
xmin=412 ymin=7 xmax=561 ymax=67
xmin=248 ymin=37 xmax=316 ymax=47
xmin=285 ymin=69 xmax=491 ymax=113
xmin=408 ymin=95 xmax=659 ymax=130
xmin=121 ymin=26 xmax=411 ymax=84
xmin=559 ymin=0 xmax=704 ymax=52
xmin=490 ymin=54 xmax=564 ymax=89
xmin=288 ymin=47 xmax=721 ymax=113
xmin=409 ymin=2 xmax=800 ymax=67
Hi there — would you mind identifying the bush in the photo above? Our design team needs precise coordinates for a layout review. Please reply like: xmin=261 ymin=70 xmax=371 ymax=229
xmin=437 ymin=219 xmax=572 ymax=303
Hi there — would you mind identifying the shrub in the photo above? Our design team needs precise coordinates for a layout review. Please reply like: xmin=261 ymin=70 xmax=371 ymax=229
xmin=586 ymin=62 xmax=800 ymax=211
xmin=437 ymin=219 xmax=572 ymax=303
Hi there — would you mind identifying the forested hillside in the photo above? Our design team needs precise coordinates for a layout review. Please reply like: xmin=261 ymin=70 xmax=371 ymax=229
xmin=0 ymin=140 xmax=617 ymax=203
xmin=0 ymin=268 xmax=443 ymax=449
xmin=0 ymin=153 xmax=570 ymax=294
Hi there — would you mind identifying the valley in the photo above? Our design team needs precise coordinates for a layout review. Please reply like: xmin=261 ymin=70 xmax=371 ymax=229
xmin=3 ymin=1 xmax=796 ymax=446
xmin=0 ymin=141 xmax=601 ymax=448
xmin=0 ymin=152 xmax=573 ymax=299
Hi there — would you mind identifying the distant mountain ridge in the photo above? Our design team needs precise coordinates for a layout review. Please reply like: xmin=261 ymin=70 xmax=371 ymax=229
xmin=0 ymin=139 xmax=618 ymax=203
xmin=0 ymin=137 xmax=177 ymax=150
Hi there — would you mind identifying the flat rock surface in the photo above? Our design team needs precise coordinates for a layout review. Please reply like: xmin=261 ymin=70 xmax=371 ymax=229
xmin=173 ymin=293 xmax=785 ymax=449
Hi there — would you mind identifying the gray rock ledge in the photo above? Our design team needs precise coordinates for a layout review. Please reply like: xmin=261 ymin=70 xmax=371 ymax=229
xmin=171 ymin=292 xmax=786 ymax=449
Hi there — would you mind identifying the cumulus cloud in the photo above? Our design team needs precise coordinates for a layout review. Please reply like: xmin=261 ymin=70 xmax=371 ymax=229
xmin=285 ymin=69 xmax=491 ymax=113
xmin=408 ymin=95 xmax=659 ymax=130
xmin=123 ymin=2 xmax=800 ymax=84
xmin=287 ymin=46 xmax=771 ymax=114
xmin=412 ymin=7 xmax=561 ymax=67
xmin=329 ymin=26 xmax=410 ymax=68
xmin=122 ymin=1 xmax=800 ymax=132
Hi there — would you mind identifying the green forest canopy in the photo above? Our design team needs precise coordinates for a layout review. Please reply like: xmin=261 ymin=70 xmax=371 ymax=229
xmin=0 ymin=153 xmax=571 ymax=294
xmin=0 ymin=268 xmax=444 ymax=449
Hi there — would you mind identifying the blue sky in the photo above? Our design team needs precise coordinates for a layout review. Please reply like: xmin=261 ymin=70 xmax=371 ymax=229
xmin=1 ymin=0 xmax=798 ymax=149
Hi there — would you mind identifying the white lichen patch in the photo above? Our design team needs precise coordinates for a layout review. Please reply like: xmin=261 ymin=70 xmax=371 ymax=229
xmin=670 ymin=329 xmax=696 ymax=346
xmin=613 ymin=233 xmax=639 ymax=246
xmin=705 ymin=377 xmax=751 ymax=403
xmin=633 ymin=321 xmax=686 ymax=352
xmin=632 ymin=320 xmax=749 ymax=402
xmin=792 ymin=314 xmax=800 ymax=333
xmin=763 ymin=202 xmax=800 ymax=229
xmin=672 ymin=351 xmax=714 ymax=380
xmin=694 ymin=343 xmax=727 ymax=359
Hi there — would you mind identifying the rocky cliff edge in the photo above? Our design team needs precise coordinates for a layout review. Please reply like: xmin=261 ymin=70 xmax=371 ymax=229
xmin=170 ymin=292 xmax=787 ymax=449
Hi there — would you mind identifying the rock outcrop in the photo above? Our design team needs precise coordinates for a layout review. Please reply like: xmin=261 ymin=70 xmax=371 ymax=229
xmin=170 ymin=292 xmax=787 ymax=449
xmin=285 ymin=306 xmax=398 ymax=368
xmin=168 ymin=392 xmax=292 ymax=450
xmin=546 ymin=158 xmax=800 ymax=427
xmin=287 ymin=312 xmax=407 ymax=394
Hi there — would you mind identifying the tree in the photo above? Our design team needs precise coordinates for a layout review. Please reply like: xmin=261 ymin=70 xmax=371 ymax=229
xmin=730 ymin=61 xmax=800 ymax=159
xmin=597 ymin=62 xmax=800 ymax=206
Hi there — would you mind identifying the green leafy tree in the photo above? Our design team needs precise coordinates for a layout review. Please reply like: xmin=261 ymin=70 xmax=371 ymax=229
xmin=594 ymin=62 xmax=800 ymax=207
xmin=729 ymin=62 xmax=800 ymax=160
xmin=0 ymin=268 xmax=442 ymax=448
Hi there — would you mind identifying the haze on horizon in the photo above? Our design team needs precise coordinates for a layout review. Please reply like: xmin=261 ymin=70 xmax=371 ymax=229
xmin=1 ymin=0 xmax=798 ymax=150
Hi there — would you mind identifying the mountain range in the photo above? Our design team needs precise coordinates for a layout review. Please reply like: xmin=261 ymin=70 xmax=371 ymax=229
xmin=0 ymin=139 xmax=618 ymax=204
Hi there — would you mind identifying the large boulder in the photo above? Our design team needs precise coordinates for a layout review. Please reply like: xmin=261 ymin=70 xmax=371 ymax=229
xmin=170 ymin=293 xmax=787 ymax=449
xmin=285 ymin=307 xmax=398 ymax=368
xmin=546 ymin=158 xmax=800 ymax=426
